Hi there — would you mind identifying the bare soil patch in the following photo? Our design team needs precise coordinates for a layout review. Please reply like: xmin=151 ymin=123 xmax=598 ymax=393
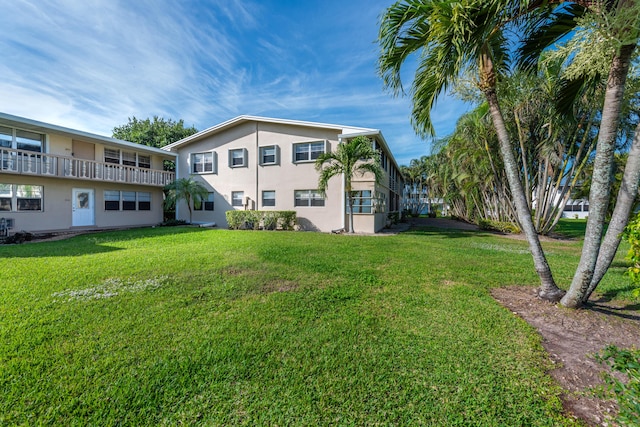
xmin=492 ymin=286 xmax=640 ymax=426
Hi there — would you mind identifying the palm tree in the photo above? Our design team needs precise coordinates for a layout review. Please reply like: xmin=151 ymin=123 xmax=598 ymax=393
xmin=315 ymin=136 xmax=383 ymax=233
xmin=377 ymin=0 xmax=565 ymax=301
xmin=520 ymin=0 xmax=640 ymax=307
xmin=164 ymin=177 xmax=209 ymax=224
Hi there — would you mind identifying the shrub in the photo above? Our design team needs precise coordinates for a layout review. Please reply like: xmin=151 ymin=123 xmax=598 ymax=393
xmin=225 ymin=211 xmax=297 ymax=231
xmin=596 ymin=346 xmax=640 ymax=426
xmin=278 ymin=211 xmax=297 ymax=231
xmin=622 ymin=213 xmax=640 ymax=299
xmin=387 ymin=212 xmax=400 ymax=225
xmin=478 ymin=219 xmax=521 ymax=234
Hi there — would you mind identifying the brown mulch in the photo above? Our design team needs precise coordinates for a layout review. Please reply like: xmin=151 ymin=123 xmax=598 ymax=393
xmin=492 ymin=286 xmax=640 ymax=426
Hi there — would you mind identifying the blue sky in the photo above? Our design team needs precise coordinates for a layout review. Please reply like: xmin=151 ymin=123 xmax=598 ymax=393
xmin=0 ymin=0 xmax=470 ymax=165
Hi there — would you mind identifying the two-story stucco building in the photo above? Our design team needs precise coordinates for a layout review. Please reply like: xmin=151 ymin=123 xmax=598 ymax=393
xmin=163 ymin=116 xmax=403 ymax=233
xmin=0 ymin=112 xmax=176 ymax=234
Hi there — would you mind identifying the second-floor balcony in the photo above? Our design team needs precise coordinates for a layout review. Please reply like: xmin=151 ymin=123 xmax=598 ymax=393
xmin=0 ymin=147 xmax=174 ymax=187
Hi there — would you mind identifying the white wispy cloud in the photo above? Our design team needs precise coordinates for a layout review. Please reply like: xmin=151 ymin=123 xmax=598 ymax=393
xmin=0 ymin=0 xmax=466 ymax=165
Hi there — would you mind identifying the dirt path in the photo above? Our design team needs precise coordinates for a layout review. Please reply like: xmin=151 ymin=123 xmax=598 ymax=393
xmin=492 ymin=287 xmax=640 ymax=426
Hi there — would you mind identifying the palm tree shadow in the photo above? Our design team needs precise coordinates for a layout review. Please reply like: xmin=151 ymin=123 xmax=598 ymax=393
xmin=403 ymin=226 xmax=493 ymax=239
xmin=587 ymin=301 xmax=640 ymax=322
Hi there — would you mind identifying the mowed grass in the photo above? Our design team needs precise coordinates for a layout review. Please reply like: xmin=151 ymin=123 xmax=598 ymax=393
xmin=0 ymin=226 xmax=632 ymax=425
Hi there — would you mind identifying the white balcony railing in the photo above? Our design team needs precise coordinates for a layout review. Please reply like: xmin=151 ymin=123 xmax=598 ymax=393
xmin=0 ymin=147 xmax=174 ymax=187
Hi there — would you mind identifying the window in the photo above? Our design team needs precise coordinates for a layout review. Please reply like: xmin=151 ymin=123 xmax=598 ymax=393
xmin=262 ymin=191 xmax=276 ymax=207
xmin=0 ymin=184 xmax=11 ymax=211
xmin=104 ymin=148 xmax=120 ymax=164
xmin=294 ymin=141 xmax=325 ymax=162
xmin=232 ymin=191 xmax=244 ymax=207
xmin=194 ymin=192 xmax=214 ymax=211
xmin=15 ymin=186 xmax=41 ymax=211
xmin=191 ymin=152 xmax=215 ymax=174
xmin=0 ymin=184 xmax=43 ymax=212
xmin=0 ymin=126 xmax=44 ymax=153
xmin=138 ymin=155 xmax=151 ymax=169
xmin=347 ymin=190 xmax=372 ymax=214
xmin=260 ymin=146 xmax=279 ymax=165
xmin=138 ymin=192 xmax=151 ymax=210
xmin=122 ymin=191 xmax=136 ymax=210
xmin=104 ymin=191 xmax=120 ymax=210
xmin=104 ymin=191 xmax=152 ymax=211
xmin=0 ymin=127 xmax=12 ymax=149
xmin=122 ymin=151 xmax=137 ymax=166
xmin=229 ymin=148 xmax=247 ymax=168
xmin=294 ymin=190 xmax=324 ymax=207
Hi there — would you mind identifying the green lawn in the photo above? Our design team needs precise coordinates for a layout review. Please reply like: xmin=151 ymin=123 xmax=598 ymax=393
xmin=0 ymin=226 xmax=633 ymax=425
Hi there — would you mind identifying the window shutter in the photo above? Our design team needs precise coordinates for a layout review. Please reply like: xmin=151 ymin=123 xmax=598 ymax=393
xmin=243 ymin=148 xmax=248 ymax=167
xmin=212 ymin=151 xmax=218 ymax=174
xmin=274 ymin=145 xmax=280 ymax=165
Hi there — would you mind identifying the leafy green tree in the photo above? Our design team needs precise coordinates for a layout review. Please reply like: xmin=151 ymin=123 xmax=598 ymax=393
xmin=377 ymin=0 xmax=565 ymax=301
xmin=315 ymin=136 xmax=383 ymax=233
xmin=113 ymin=116 xmax=198 ymax=172
xmin=164 ymin=177 xmax=208 ymax=224
xmin=112 ymin=116 xmax=198 ymax=148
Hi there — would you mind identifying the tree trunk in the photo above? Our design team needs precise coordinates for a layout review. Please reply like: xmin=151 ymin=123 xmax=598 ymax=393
xmin=348 ymin=193 xmax=355 ymax=233
xmin=484 ymin=89 xmax=565 ymax=301
xmin=561 ymin=43 xmax=636 ymax=308
xmin=583 ymin=121 xmax=640 ymax=301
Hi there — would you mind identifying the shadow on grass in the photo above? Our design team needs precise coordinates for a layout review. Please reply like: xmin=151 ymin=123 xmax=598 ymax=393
xmin=402 ymin=226 xmax=494 ymax=239
xmin=0 ymin=226 xmax=211 ymax=258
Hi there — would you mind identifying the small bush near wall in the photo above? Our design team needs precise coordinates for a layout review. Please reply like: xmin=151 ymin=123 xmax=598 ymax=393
xmin=478 ymin=219 xmax=521 ymax=234
xmin=226 ymin=211 xmax=297 ymax=231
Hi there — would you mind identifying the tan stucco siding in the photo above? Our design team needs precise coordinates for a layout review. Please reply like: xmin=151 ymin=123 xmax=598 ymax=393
xmin=175 ymin=121 xmax=345 ymax=232
xmin=0 ymin=174 xmax=164 ymax=233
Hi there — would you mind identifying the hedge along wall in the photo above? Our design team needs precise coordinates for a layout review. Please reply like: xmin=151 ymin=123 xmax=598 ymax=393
xmin=225 ymin=210 xmax=297 ymax=231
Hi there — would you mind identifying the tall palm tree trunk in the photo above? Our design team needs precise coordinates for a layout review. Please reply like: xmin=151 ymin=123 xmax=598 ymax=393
xmin=481 ymin=52 xmax=564 ymax=301
xmin=348 ymin=193 xmax=355 ymax=233
xmin=584 ymin=120 xmax=640 ymax=300
xmin=561 ymin=43 xmax=636 ymax=308
xmin=486 ymin=91 xmax=564 ymax=300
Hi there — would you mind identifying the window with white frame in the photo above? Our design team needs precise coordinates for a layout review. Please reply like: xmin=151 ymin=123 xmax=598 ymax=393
xmin=194 ymin=192 xmax=214 ymax=211
xmin=0 ymin=184 xmax=43 ymax=211
xmin=262 ymin=190 xmax=276 ymax=207
xmin=232 ymin=191 xmax=244 ymax=207
xmin=0 ymin=184 xmax=11 ymax=211
xmin=138 ymin=154 xmax=151 ymax=169
xmin=104 ymin=190 xmax=120 ymax=210
xmin=104 ymin=149 xmax=151 ymax=168
xmin=294 ymin=190 xmax=324 ymax=207
xmin=104 ymin=148 xmax=121 ymax=164
xmin=0 ymin=184 xmax=44 ymax=212
xmin=229 ymin=148 xmax=247 ymax=168
xmin=104 ymin=191 xmax=152 ymax=211
xmin=122 ymin=191 xmax=137 ymax=210
xmin=259 ymin=146 xmax=279 ymax=165
xmin=138 ymin=192 xmax=151 ymax=210
xmin=191 ymin=152 xmax=215 ymax=174
xmin=0 ymin=126 xmax=44 ymax=153
xmin=294 ymin=141 xmax=325 ymax=162
xmin=347 ymin=190 xmax=373 ymax=214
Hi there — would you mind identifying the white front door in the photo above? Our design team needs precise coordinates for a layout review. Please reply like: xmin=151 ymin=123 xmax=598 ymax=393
xmin=72 ymin=188 xmax=95 ymax=226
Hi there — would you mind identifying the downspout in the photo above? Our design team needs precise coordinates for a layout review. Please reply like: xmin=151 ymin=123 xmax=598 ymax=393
xmin=254 ymin=121 xmax=260 ymax=210
xmin=174 ymin=150 xmax=180 ymax=221
xmin=339 ymin=136 xmax=346 ymax=230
